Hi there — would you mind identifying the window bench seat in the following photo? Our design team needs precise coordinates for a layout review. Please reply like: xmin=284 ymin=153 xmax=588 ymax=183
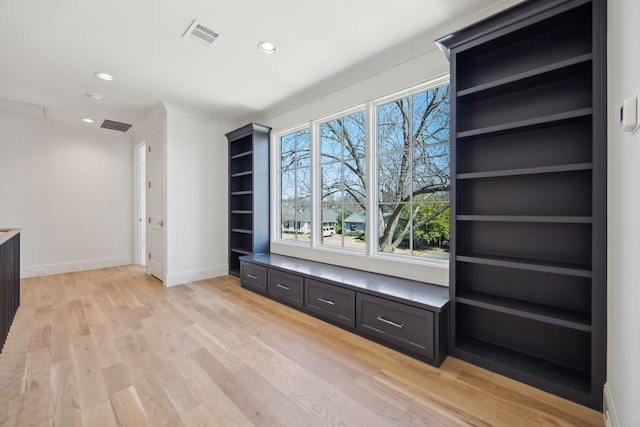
xmin=239 ymin=253 xmax=449 ymax=367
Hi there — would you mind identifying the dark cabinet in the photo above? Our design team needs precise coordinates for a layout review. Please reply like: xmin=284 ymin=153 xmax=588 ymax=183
xmin=0 ymin=230 xmax=20 ymax=353
xmin=357 ymin=293 xmax=434 ymax=360
xmin=240 ymin=253 xmax=449 ymax=367
xmin=226 ymin=123 xmax=271 ymax=276
xmin=268 ymin=269 xmax=304 ymax=308
xmin=305 ymin=278 xmax=356 ymax=328
xmin=437 ymin=0 xmax=606 ymax=410
xmin=239 ymin=262 xmax=267 ymax=293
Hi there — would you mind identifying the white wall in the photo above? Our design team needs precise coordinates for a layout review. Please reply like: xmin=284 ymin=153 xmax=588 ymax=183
xmin=164 ymin=105 xmax=230 ymax=286
xmin=606 ymin=0 xmax=640 ymax=425
xmin=0 ymin=112 xmax=134 ymax=277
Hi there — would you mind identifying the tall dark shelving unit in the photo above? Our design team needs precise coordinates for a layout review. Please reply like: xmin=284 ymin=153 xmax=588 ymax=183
xmin=227 ymin=123 xmax=271 ymax=277
xmin=437 ymin=0 xmax=606 ymax=410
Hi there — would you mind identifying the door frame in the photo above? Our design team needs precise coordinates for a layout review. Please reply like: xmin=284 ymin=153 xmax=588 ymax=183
xmin=134 ymin=142 xmax=147 ymax=266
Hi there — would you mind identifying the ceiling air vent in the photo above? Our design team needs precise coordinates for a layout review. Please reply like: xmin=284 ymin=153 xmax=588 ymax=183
xmin=183 ymin=19 xmax=219 ymax=46
xmin=101 ymin=119 xmax=132 ymax=132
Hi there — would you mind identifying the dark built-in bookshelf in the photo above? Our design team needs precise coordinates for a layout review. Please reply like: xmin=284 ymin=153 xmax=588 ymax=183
xmin=226 ymin=123 xmax=271 ymax=277
xmin=437 ymin=0 xmax=606 ymax=410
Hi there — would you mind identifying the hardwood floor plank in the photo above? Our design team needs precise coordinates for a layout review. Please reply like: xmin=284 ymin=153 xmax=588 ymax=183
xmin=110 ymin=385 xmax=151 ymax=427
xmin=50 ymin=359 xmax=82 ymax=427
xmin=51 ymin=308 xmax=73 ymax=363
xmin=81 ymin=400 xmax=118 ymax=427
xmin=101 ymin=362 xmax=134 ymax=395
xmin=90 ymin=323 xmax=124 ymax=369
xmin=180 ymin=355 xmax=254 ymax=427
xmin=28 ymin=324 xmax=51 ymax=352
xmin=0 ymin=266 xmax=604 ymax=427
xmin=72 ymin=334 xmax=110 ymax=410
xmin=127 ymin=366 xmax=184 ymax=426
xmin=190 ymin=347 xmax=285 ymax=426
xmin=180 ymin=405 xmax=225 ymax=427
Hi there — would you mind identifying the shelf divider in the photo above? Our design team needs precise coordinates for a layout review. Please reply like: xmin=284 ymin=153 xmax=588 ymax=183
xmin=456 ymin=215 xmax=592 ymax=224
xmin=457 ymin=108 xmax=592 ymax=139
xmin=230 ymin=150 xmax=253 ymax=160
xmin=456 ymin=254 xmax=592 ymax=278
xmin=457 ymin=163 xmax=592 ymax=180
xmin=457 ymin=53 xmax=592 ymax=100
xmin=231 ymin=170 xmax=253 ymax=178
xmin=454 ymin=336 xmax=591 ymax=394
xmin=456 ymin=291 xmax=591 ymax=331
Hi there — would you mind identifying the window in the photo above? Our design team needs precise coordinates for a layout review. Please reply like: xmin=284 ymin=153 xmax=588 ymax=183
xmin=280 ymin=128 xmax=311 ymax=242
xmin=376 ymin=84 xmax=450 ymax=259
xmin=320 ymin=111 xmax=366 ymax=250
xmin=274 ymin=78 xmax=450 ymax=268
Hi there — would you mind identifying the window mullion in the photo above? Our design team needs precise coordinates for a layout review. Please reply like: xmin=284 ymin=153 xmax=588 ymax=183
xmin=366 ymin=101 xmax=375 ymax=256
xmin=310 ymin=120 xmax=321 ymax=247
xmin=408 ymin=95 xmax=414 ymax=255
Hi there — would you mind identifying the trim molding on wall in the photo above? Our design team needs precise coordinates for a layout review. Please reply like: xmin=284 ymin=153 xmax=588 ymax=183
xmin=603 ymin=383 xmax=620 ymax=427
xmin=164 ymin=264 xmax=229 ymax=287
xmin=21 ymin=256 xmax=134 ymax=278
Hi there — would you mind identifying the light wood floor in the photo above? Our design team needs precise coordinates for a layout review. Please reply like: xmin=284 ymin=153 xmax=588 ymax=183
xmin=0 ymin=266 xmax=604 ymax=426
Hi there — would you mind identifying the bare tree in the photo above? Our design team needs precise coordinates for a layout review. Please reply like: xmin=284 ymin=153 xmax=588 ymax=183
xmin=281 ymin=86 xmax=450 ymax=254
xmin=377 ymin=86 xmax=450 ymax=253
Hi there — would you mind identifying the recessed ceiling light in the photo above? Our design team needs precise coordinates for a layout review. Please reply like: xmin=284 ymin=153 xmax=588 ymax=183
xmin=87 ymin=93 xmax=103 ymax=101
xmin=81 ymin=118 xmax=95 ymax=124
xmin=258 ymin=41 xmax=277 ymax=54
xmin=95 ymin=72 xmax=114 ymax=81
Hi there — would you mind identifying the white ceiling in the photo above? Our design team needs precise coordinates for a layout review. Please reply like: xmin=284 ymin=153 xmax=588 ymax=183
xmin=0 ymin=0 xmax=516 ymax=130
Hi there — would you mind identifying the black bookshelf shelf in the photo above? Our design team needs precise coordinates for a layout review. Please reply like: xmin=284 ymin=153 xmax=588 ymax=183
xmin=457 ymin=53 xmax=592 ymax=101
xmin=230 ymin=150 xmax=253 ymax=160
xmin=231 ymin=248 xmax=252 ymax=255
xmin=457 ymin=162 xmax=593 ymax=180
xmin=456 ymin=291 xmax=591 ymax=331
xmin=231 ymin=228 xmax=253 ymax=234
xmin=456 ymin=215 xmax=592 ymax=224
xmin=456 ymin=255 xmax=592 ymax=278
xmin=457 ymin=108 xmax=593 ymax=139
xmin=231 ymin=171 xmax=253 ymax=178
xmin=454 ymin=336 xmax=591 ymax=394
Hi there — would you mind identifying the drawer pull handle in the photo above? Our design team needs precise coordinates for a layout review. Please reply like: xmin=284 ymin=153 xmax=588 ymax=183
xmin=247 ymin=274 xmax=258 ymax=280
xmin=317 ymin=297 xmax=336 ymax=306
xmin=276 ymin=283 xmax=290 ymax=291
xmin=377 ymin=316 xmax=404 ymax=329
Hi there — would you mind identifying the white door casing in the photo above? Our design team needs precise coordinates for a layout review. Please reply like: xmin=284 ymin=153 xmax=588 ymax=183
xmin=146 ymin=125 xmax=166 ymax=281
xmin=135 ymin=143 xmax=147 ymax=266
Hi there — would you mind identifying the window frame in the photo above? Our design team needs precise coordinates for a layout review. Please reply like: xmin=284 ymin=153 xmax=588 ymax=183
xmin=371 ymin=76 xmax=451 ymax=261
xmin=276 ymin=124 xmax=312 ymax=245
xmin=270 ymin=75 xmax=450 ymax=284
xmin=317 ymin=107 xmax=368 ymax=252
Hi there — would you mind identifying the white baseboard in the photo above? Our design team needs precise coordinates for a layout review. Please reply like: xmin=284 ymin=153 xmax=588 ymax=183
xmin=603 ymin=383 xmax=620 ymax=427
xmin=164 ymin=264 xmax=228 ymax=287
xmin=21 ymin=256 xmax=134 ymax=278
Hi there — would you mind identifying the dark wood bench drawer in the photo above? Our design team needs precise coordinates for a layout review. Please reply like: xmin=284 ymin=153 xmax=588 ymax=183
xmin=268 ymin=269 xmax=304 ymax=308
xmin=305 ymin=278 xmax=355 ymax=328
xmin=357 ymin=293 xmax=434 ymax=359
xmin=240 ymin=262 xmax=267 ymax=293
